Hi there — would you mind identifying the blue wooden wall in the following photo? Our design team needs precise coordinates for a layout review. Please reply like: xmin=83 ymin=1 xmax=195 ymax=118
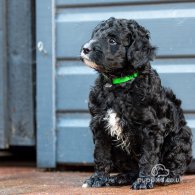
xmin=7 ymin=0 xmax=35 ymax=146
xmin=37 ymin=0 xmax=195 ymax=167
xmin=36 ymin=0 xmax=56 ymax=167
xmin=0 ymin=0 xmax=35 ymax=148
xmin=0 ymin=0 xmax=8 ymax=149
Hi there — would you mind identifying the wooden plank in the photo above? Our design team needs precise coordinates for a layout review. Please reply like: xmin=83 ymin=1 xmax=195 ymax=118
xmin=56 ymin=0 xmax=187 ymax=6
xmin=7 ymin=0 xmax=35 ymax=146
xmin=56 ymin=113 xmax=194 ymax=163
xmin=36 ymin=0 xmax=56 ymax=168
xmin=0 ymin=0 xmax=8 ymax=149
xmin=56 ymin=61 xmax=95 ymax=110
xmin=56 ymin=2 xmax=195 ymax=58
xmin=56 ymin=113 xmax=93 ymax=163
xmin=57 ymin=72 xmax=195 ymax=111
xmin=56 ymin=60 xmax=195 ymax=111
xmin=159 ymin=73 xmax=195 ymax=111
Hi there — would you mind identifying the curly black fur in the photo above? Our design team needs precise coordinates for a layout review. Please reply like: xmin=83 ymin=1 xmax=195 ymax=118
xmin=80 ymin=17 xmax=192 ymax=190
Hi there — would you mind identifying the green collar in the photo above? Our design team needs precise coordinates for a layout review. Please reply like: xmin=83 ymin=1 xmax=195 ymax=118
xmin=112 ymin=72 xmax=138 ymax=85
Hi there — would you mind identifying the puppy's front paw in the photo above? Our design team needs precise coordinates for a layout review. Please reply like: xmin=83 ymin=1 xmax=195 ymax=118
xmin=132 ymin=177 xmax=154 ymax=190
xmin=82 ymin=172 xmax=109 ymax=188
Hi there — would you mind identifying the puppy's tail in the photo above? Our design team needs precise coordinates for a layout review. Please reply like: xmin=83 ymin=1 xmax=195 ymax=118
xmin=164 ymin=87 xmax=187 ymax=127
xmin=164 ymin=87 xmax=181 ymax=107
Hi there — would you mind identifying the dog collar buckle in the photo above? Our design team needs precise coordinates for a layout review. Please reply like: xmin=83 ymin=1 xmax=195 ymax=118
xmin=105 ymin=83 xmax=112 ymax=88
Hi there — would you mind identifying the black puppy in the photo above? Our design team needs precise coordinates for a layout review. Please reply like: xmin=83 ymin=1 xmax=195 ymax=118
xmin=80 ymin=17 xmax=192 ymax=190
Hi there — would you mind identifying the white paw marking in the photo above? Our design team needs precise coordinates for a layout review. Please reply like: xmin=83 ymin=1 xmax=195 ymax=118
xmin=82 ymin=183 xmax=89 ymax=188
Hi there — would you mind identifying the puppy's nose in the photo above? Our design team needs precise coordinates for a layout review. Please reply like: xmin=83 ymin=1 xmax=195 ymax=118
xmin=83 ymin=47 xmax=91 ymax=55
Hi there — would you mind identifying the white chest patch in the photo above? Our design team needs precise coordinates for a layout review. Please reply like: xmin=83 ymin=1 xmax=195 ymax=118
xmin=104 ymin=109 xmax=131 ymax=152
xmin=104 ymin=109 xmax=123 ymax=141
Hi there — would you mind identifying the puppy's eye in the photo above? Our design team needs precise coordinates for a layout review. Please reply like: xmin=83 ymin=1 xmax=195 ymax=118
xmin=109 ymin=38 xmax=117 ymax=45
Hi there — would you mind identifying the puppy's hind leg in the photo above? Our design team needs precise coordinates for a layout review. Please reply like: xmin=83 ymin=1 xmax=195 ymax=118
xmin=161 ymin=126 xmax=192 ymax=185
xmin=107 ymin=172 xmax=138 ymax=186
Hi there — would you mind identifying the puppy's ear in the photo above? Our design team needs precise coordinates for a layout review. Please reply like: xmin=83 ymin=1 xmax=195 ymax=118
xmin=127 ymin=21 xmax=156 ymax=69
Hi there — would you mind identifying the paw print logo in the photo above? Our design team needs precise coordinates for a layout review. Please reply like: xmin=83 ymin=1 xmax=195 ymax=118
xmin=151 ymin=164 xmax=170 ymax=177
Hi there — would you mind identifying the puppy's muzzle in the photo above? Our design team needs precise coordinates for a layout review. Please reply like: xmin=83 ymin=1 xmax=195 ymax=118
xmin=83 ymin=47 xmax=91 ymax=55
xmin=82 ymin=39 xmax=97 ymax=55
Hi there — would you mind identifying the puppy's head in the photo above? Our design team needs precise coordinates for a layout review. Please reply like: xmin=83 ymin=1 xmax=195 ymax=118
xmin=81 ymin=17 xmax=156 ymax=76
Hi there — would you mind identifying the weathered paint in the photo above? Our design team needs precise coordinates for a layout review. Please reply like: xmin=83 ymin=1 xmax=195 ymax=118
xmin=57 ymin=113 xmax=93 ymax=163
xmin=55 ymin=1 xmax=195 ymax=166
xmin=35 ymin=0 xmax=195 ymax=168
xmin=0 ymin=0 xmax=8 ymax=149
xmin=56 ymin=2 xmax=195 ymax=57
xmin=0 ymin=1 xmax=35 ymax=148
xmin=36 ymin=0 xmax=56 ymax=167
xmin=7 ymin=0 xmax=35 ymax=146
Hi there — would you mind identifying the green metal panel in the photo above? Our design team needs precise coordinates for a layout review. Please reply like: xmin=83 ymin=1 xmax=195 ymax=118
xmin=36 ymin=0 xmax=56 ymax=168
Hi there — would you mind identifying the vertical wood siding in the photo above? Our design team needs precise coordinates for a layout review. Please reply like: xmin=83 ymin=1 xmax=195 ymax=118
xmin=36 ymin=0 xmax=56 ymax=167
xmin=0 ymin=1 xmax=35 ymax=148
xmin=0 ymin=0 xmax=8 ymax=149
xmin=7 ymin=0 xmax=35 ymax=146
